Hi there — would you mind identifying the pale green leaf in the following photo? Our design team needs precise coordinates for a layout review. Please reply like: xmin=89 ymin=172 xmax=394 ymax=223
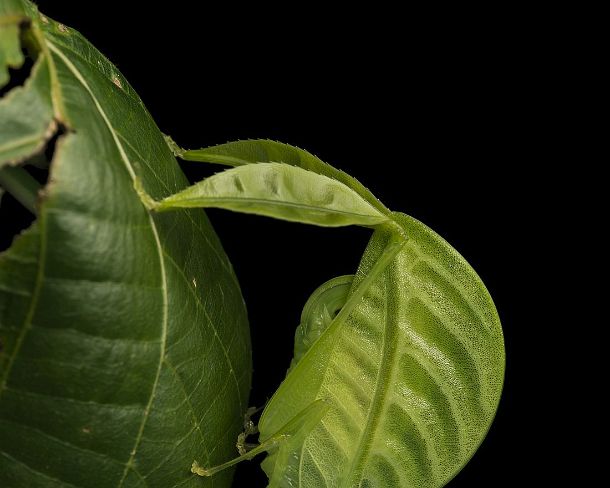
xmin=173 ymin=138 xmax=391 ymax=217
xmin=155 ymin=162 xmax=390 ymax=228
xmin=259 ymin=213 xmax=505 ymax=487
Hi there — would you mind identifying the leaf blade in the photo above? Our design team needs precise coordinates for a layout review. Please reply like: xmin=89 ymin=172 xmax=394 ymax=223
xmin=259 ymin=213 xmax=505 ymax=487
xmin=0 ymin=5 xmax=250 ymax=487
xmin=177 ymin=139 xmax=391 ymax=216
xmin=157 ymin=162 xmax=389 ymax=228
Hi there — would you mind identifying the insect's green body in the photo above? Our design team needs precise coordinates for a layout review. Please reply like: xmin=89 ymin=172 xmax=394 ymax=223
xmin=0 ymin=2 xmax=504 ymax=486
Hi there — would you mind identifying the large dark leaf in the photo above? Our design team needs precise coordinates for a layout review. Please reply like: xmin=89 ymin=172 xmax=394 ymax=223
xmin=0 ymin=2 xmax=250 ymax=486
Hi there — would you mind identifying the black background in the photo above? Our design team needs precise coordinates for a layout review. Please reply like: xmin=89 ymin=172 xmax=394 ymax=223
xmin=4 ymin=2 xmax=537 ymax=486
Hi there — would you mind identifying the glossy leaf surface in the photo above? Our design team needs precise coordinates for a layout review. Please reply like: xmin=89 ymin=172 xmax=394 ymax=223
xmin=259 ymin=213 xmax=505 ymax=487
xmin=0 ymin=2 xmax=250 ymax=487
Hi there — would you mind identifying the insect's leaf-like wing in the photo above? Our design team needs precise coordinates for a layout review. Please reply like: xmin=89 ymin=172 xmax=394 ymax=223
xmin=156 ymin=163 xmax=389 ymax=228
xmin=0 ymin=2 xmax=249 ymax=487
xmin=176 ymin=138 xmax=391 ymax=216
xmin=259 ymin=213 xmax=505 ymax=487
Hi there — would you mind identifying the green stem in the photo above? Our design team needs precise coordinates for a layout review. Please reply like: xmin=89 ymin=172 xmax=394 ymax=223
xmin=0 ymin=165 xmax=41 ymax=215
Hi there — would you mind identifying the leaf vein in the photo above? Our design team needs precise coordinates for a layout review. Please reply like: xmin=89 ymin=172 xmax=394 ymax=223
xmin=45 ymin=41 xmax=170 ymax=486
xmin=162 ymin=250 xmax=243 ymax=412
xmin=0 ymin=449 xmax=79 ymax=487
xmin=0 ymin=418 xmax=127 ymax=467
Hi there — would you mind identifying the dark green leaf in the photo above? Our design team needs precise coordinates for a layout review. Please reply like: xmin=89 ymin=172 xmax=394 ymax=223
xmin=0 ymin=2 xmax=250 ymax=487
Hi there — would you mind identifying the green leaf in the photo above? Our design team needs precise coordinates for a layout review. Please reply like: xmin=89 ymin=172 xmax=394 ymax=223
xmin=259 ymin=213 xmax=505 ymax=487
xmin=155 ymin=162 xmax=390 ymax=228
xmin=173 ymin=138 xmax=391 ymax=217
xmin=0 ymin=53 xmax=55 ymax=167
xmin=260 ymin=400 xmax=331 ymax=487
xmin=0 ymin=18 xmax=24 ymax=89
xmin=0 ymin=3 xmax=250 ymax=487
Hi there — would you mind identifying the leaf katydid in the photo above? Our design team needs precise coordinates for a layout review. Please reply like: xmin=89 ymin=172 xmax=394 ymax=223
xmin=0 ymin=2 xmax=505 ymax=487
xmin=147 ymin=139 xmax=506 ymax=487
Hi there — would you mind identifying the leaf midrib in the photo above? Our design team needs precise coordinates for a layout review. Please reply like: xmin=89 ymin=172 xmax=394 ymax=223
xmin=162 ymin=249 xmax=243 ymax=411
xmin=45 ymin=40 xmax=169 ymax=487
xmin=162 ymin=196 xmax=385 ymax=222
xmin=340 ymin=260 xmax=399 ymax=487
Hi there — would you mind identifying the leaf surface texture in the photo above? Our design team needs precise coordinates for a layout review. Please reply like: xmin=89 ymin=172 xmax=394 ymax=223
xmin=0 ymin=2 xmax=250 ymax=486
xmin=259 ymin=213 xmax=505 ymax=487
xmin=177 ymin=139 xmax=390 ymax=216
xmin=157 ymin=163 xmax=389 ymax=228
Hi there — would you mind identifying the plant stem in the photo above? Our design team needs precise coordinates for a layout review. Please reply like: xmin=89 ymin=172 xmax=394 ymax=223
xmin=0 ymin=165 xmax=41 ymax=215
